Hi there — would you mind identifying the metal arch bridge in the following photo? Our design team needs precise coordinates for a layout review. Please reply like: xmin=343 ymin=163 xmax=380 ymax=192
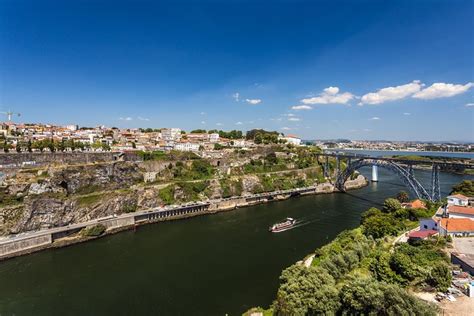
xmin=315 ymin=153 xmax=474 ymax=202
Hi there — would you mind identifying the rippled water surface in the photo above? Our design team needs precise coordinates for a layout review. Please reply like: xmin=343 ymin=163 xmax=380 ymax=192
xmin=0 ymin=168 xmax=471 ymax=315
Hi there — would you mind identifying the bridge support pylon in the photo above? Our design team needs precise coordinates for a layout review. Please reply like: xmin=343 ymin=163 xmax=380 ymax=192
xmin=371 ymin=165 xmax=378 ymax=182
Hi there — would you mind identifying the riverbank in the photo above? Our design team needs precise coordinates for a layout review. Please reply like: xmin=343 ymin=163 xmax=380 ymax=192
xmin=245 ymin=196 xmax=449 ymax=315
xmin=0 ymin=175 xmax=368 ymax=261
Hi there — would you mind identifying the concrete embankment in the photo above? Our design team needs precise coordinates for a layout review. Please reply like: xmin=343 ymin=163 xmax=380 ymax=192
xmin=0 ymin=175 xmax=367 ymax=261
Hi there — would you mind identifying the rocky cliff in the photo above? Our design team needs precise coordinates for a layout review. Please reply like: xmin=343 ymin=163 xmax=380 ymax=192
xmin=0 ymin=157 xmax=366 ymax=235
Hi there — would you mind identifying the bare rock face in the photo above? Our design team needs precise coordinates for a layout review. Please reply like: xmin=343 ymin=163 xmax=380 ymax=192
xmin=28 ymin=180 xmax=65 ymax=195
xmin=208 ymin=179 xmax=223 ymax=199
xmin=136 ymin=187 xmax=161 ymax=209
xmin=48 ymin=161 xmax=143 ymax=194
xmin=241 ymin=175 xmax=261 ymax=194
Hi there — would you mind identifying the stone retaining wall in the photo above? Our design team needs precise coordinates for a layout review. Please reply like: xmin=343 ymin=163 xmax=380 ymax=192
xmin=0 ymin=234 xmax=52 ymax=257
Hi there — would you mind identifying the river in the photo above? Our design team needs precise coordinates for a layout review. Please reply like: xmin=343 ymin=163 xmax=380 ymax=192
xmin=0 ymin=168 xmax=472 ymax=315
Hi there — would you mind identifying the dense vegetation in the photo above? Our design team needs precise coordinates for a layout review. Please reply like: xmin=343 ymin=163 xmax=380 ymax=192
xmin=450 ymin=180 xmax=474 ymax=196
xmin=248 ymin=194 xmax=449 ymax=316
xmin=81 ymin=224 xmax=106 ymax=237
xmin=245 ymin=129 xmax=282 ymax=144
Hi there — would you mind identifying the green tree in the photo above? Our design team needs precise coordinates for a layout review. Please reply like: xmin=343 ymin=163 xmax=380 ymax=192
xmin=450 ymin=180 xmax=474 ymax=196
xmin=274 ymin=265 xmax=340 ymax=315
xmin=428 ymin=263 xmax=452 ymax=292
xmin=383 ymin=198 xmax=402 ymax=213
xmin=396 ymin=191 xmax=409 ymax=203
xmin=339 ymin=278 xmax=435 ymax=315
xmin=362 ymin=213 xmax=401 ymax=238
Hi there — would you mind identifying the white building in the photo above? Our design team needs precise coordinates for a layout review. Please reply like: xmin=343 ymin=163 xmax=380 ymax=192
xmin=279 ymin=134 xmax=302 ymax=146
xmin=161 ymin=128 xmax=182 ymax=141
xmin=65 ymin=124 xmax=79 ymax=131
xmin=447 ymin=194 xmax=469 ymax=206
xmin=209 ymin=133 xmax=220 ymax=143
xmin=174 ymin=142 xmax=200 ymax=152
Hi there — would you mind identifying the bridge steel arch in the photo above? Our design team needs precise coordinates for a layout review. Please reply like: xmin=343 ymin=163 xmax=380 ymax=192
xmin=335 ymin=158 xmax=432 ymax=201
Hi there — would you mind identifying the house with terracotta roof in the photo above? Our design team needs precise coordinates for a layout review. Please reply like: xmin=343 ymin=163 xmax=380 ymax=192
xmin=448 ymin=205 xmax=474 ymax=219
xmin=401 ymin=199 xmax=426 ymax=209
xmin=408 ymin=230 xmax=438 ymax=241
xmin=438 ymin=218 xmax=474 ymax=237
xmin=447 ymin=194 xmax=469 ymax=206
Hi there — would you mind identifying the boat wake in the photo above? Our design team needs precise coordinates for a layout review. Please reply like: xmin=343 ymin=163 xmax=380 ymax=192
xmin=271 ymin=217 xmax=320 ymax=232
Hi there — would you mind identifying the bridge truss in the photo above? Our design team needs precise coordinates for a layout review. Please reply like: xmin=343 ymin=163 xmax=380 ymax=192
xmin=317 ymin=153 xmax=473 ymax=202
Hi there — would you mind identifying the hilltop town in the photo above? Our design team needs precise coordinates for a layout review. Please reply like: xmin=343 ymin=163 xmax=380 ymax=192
xmin=0 ymin=122 xmax=302 ymax=153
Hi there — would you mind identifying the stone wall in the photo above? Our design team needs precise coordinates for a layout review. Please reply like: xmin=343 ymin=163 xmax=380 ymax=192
xmin=0 ymin=234 xmax=52 ymax=257
xmin=0 ymin=152 xmax=142 ymax=168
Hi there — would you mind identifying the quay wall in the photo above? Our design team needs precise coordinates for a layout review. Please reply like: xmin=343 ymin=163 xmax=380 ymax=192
xmin=0 ymin=176 xmax=368 ymax=261
xmin=0 ymin=234 xmax=52 ymax=257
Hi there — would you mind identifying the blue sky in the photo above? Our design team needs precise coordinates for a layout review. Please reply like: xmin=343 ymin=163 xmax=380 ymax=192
xmin=0 ymin=0 xmax=473 ymax=141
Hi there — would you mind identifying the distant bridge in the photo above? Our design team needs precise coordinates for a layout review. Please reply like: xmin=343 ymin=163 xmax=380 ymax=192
xmin=316 ymin=153 xmax=474 ymax=201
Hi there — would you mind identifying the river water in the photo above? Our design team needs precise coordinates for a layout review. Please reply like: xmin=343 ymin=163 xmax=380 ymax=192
xmin=0 ymin=168 xmax=472 ymax=315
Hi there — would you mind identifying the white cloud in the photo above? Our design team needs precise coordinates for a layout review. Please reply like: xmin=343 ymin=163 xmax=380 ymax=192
xmin=465 ymin=103 xmax=474 ymax=107
xmin=232 ymin=92 xmax=240 ymax=102
xmin=137 ymin=116 xmax=150 ymax=121
xmin=291 ymin=105 xmax=313 ymax=110
xmin=369 ymin=117 xmax=380 ymax=120
xmin=200 ymin=112 xmax=206 ymax=115
xmin=288 ymin=117 xmax=301 ymax=121
xmin=403 ymin=112 xmax=411 ymax=115
xmin=413 ymin=82 xmax=473 ymax=99
xmin=363 ymin=128 xmax=372 ymax=132
xmin=283 ymin=113 xmax=296 ymax=117
xmin=235 ymin=121 xmax=243 ymax=125
xmin=280 ymin=127 xmax=292 ymax=131
xmin=119 ymin=117 xmax=133 ymax=121
xmin=216 ymin=122 xmax=223 ymax=126
xmin=201 ymin=121 xmax=206 ymax=124
xmin=301 ymin=86 xmax=354 ymax=105
xmin=246 ymin=98 xmax=262 ymax=105
xmin=360 ymin=80 xmax=423 ymax=105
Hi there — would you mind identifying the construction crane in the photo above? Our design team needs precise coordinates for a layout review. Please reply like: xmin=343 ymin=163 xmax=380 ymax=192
xmin=0 ymin=110 xmax=21 ymax=122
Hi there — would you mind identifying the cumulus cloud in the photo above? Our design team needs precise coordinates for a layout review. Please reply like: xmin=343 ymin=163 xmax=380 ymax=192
xmin=291 ymin=105 xmax=313 ymax=110
xmin=137 ymin=116 xmax=150 ymax=121
xmin=413 ymin=82 xmax=473 ymax=99
xmin=360 ymin=81 xmax=423 ymax=105
xmin=465 ymin=103 xmax=474 ymax=107
xmin=369 ymin=117 xmax=380 ymax=120
xmin=216 ymin=122 xmax=223 ymax=126
xmin=403 ymin=112 xmax=411 ymax=115
xmin=288 ymin=117 xmax=301 ymax=121
xmin=201 ymin=121 xmax=206 ymax=124
xmin=235 ymin=121 xmax=243 ymax=125
xmin=246 ymin=98 xmax=262 ymax=105
xmin=119 ymin=117 xmax=133 ymax=121
xmin=232 ymin=92 xmax=240 ymax=102
xmin=301 ymin=86 xmax=354 ymax=105
xmin=280 ymin=127 xmax=292 ymax=131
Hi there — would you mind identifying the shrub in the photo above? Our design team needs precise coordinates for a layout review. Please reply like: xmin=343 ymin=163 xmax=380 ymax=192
xmin=158 ymin=185 xmax=175 ymax=204
xmin=81 ymin=224 xmax=106 ymax=237
xmin=428 ymin=263 xmax=452 ymax=292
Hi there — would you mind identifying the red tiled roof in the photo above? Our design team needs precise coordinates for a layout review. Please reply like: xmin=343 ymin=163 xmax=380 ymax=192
xmin=448 ymin=194 xmax=469 ymax=200
xmin=408 ymin=230 xmax=438 ymax=238
xmin=440 ymin=218 xmax=474 ymax=232
xmin=448 ymin=205 xmax=474 ymax=216
xmin=402 ymin=199 xmax=426 ymax=209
